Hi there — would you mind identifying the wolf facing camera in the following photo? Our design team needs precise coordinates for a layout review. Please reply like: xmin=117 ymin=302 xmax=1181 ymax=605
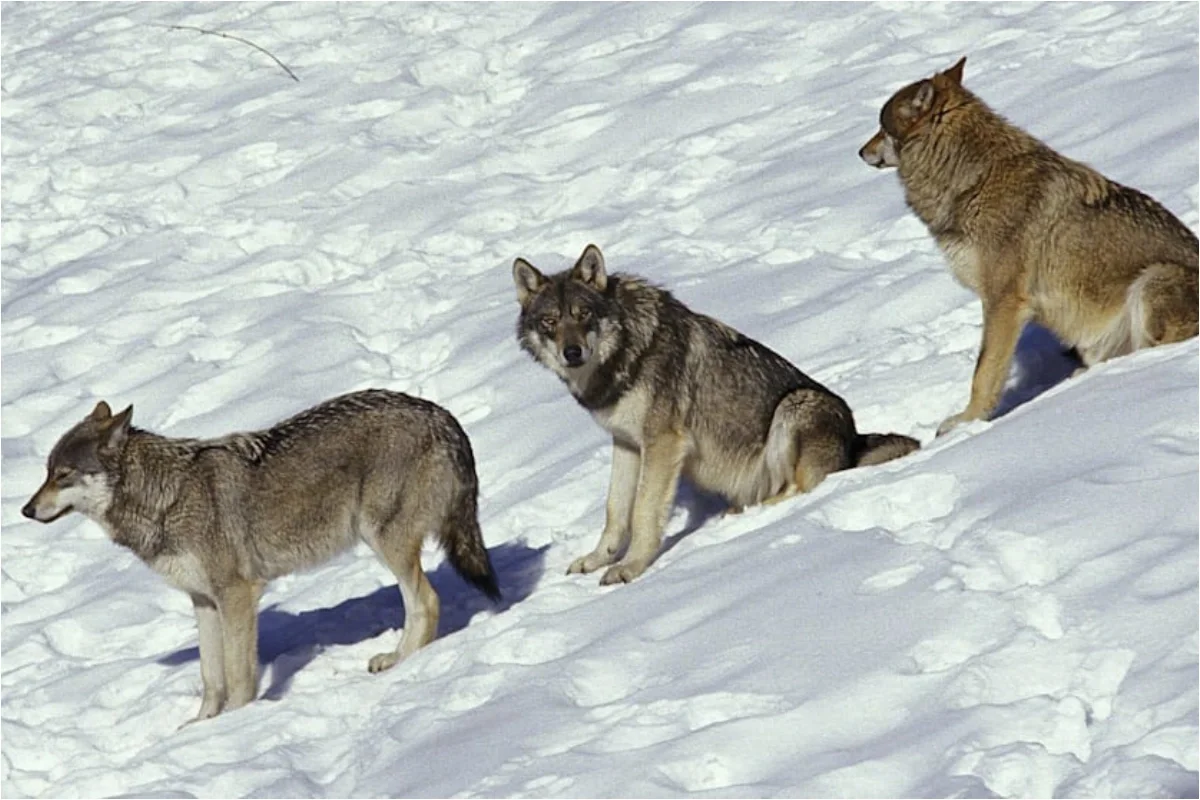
xmin=513 ymin=244 xmax=919 ymax=586
xmin=22 ymin=390 xmax=500 ymax=723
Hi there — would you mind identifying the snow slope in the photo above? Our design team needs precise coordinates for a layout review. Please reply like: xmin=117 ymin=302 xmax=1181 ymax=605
xmin=2 ymin=2 xmax=1197 ymax=797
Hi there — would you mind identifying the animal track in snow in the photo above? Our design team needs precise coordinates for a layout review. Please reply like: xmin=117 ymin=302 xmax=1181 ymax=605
xmin=475 ymin=628 xmax=575 ymax=667
xmin=947 ymin=528 xmax=1060 ymax=591
xmin=809 ymin=473 xmax=961 ymax=547
xmin=858 ymin=563 xmax=925 ymax=594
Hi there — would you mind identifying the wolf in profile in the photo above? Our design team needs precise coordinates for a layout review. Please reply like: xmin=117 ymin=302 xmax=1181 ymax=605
xmin=860 ymin=56 xmax=1199 ymax=435
xmin=513 ymin=244 xmax=918 ymax=585
xmin=22 ymin=390 xmax=500 ymax=722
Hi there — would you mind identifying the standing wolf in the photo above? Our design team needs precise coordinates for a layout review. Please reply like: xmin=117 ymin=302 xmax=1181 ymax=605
xmin=513 ymin=244 xmax=918 ymax=586
xmin=860 ymin=56 xmax=1199 ymax=435
xmin=22 ymin=390 xmax=500 ymax=722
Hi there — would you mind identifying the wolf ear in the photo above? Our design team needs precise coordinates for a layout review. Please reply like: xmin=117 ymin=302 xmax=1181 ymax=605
xmin=571 ymin=244 xmax=607 ymax=291
xmin=912 ymin=80 xmax=936 ymax=115
xmin=102 ymin=405 xmax=133 ymax=452
xmin=89 ymin=401 xmax=113 ymax=421
xmin=513 ymin=258 xmax=546 ymax=305
xmin=944 ymin=56 xmax=966 ymax=85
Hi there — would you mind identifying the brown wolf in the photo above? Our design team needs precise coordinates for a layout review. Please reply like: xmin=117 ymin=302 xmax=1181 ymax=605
xmin=860 ymin=57 xmax=1198 ymax=434
xmin=22 ymin=390 xmax=500 ymax=722
xmin=513 ymin=244 xmax=919 ymax=585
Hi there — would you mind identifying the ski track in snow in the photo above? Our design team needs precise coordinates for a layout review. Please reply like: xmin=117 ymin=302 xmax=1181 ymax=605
xmin=2 ymin=3 xmax=1197 ymax=798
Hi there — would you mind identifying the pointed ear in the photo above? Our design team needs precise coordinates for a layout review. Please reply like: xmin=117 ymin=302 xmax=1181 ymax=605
xmin=944 ymin=56 xmax=966 ymax=85
xmin=89 ymin=401 xmax=113 ymax=422
xmin=102 ymin=405 xmax=133 ymax=452
xmin=513 ymin=258 xmax=546 ymax=306
xmin=570 ymin=244 xmax=607 ymax=291
xmin=912 ymin=80 xmax=936 ymax=114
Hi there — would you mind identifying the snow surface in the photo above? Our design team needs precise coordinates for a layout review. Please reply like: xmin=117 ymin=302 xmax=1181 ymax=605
xmin=2 ymin=2 xmax=1197 ymax=797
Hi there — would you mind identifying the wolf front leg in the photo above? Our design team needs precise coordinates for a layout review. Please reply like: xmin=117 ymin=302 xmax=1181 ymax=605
xmin=216 ymin=578 xmax=263 ymax=712
xmin=601 ymin=430 xmax=687 ymax=585
xmin=190 ymin=593 xmax=227 ymax=722
xmin=938 ymin=292 xmax=1030 ymax=436
xmin=569 ymin=439 xmax=638 ymax=575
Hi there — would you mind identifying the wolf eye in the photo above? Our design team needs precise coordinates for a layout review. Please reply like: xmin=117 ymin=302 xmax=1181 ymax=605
xmin=53 ymin=467 xmax=76 ymax=483
xmin=540 ymin=317 xmax=557 ymax=333
xmin=576 ymin=307 xmax=592 ymax=321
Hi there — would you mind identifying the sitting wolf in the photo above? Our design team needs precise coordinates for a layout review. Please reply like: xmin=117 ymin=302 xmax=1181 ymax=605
xmin=513 ymin=244 xmax=918 ymax=585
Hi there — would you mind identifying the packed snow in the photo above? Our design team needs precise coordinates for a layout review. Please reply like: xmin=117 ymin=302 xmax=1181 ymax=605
xmin=2 ymin=2 xmax=1197 ymax=797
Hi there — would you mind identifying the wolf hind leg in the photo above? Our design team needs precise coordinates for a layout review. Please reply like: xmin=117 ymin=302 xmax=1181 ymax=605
xmin=365 ymin=512 xmax=439 ymax=673
xmin=762 ymin=388 xmax=855 ymax=503
xmin=1131 ymin=262 xmax=1199 ymax=350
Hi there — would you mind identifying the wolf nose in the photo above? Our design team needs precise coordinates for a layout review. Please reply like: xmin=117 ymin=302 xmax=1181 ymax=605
xmin=20 ymin=502 xmax=35 ymax=519
xmin=563 ymin=345 xmax=584 ymax=367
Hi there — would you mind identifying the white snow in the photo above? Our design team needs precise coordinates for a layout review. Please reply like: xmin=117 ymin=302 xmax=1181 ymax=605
xmin=2 ymin=2 xmax=1197 ymax=798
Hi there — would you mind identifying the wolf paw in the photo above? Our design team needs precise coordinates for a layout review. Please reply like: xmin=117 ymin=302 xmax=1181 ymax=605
xmin=180 ymin=702 xmax=223 ymax=729
xmin=185 ymin=691 xmax=226 ymax=725
xmin=936 ymin=410 xmax=979 ymax=437
xmin=368 ymin=651 xmax=401 ymax=673
xmin=600 ymin=560 xmax=648 ymax=585
xmin=567 ymin=549 xmax=618 ymax=575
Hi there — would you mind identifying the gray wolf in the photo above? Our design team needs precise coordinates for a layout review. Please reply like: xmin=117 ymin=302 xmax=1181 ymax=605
xmin=22 ymin=390 xmax=500 ymax=722
xmin=513 ymin=244 xmax=919 ymax=585
xmin=860 ymin=56 xmax=1199 ymax=435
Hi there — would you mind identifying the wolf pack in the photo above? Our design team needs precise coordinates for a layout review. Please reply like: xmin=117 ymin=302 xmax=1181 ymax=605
xmin=22 ymin=58 xmax=1199 ymax=724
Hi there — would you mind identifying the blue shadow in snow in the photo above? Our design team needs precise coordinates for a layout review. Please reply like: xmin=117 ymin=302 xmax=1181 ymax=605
xmin=992 ymin=322 xmax=1083 ymax=420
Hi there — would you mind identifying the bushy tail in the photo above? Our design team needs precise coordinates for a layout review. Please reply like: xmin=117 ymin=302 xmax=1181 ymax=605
xmin=439 ymin=485 xmax=501 ymax=602
xmin=853 ymin=432 xmax=920 ymax=468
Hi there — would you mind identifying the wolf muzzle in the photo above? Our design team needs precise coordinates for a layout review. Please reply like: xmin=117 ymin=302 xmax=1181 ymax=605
xmin=563 ymin=344 xmax=586 ymax=368
xmin=22 ymin=482 xmax=71 ymax=523
xmin=859 ymin=129 xmax=898 ymax=169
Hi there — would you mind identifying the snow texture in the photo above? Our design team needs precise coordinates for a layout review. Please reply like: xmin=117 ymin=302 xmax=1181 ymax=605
xmin=2 ymin=2 xmax=1197 ymax=798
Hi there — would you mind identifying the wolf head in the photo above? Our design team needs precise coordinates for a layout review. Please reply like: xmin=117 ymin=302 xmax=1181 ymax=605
xmin=22 ymin=401 xmax=132 ymax=523
xmin=859 ymin=56 xmax=969 ymax=169
xmin=512 ymin=243 xmax=621 ymax=382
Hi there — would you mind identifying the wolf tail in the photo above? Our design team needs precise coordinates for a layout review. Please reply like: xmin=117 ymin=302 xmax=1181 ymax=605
xmin=437 ymin=440 xmax=502 ymax=602
xmin=853 ymin=432 xmax=920 ymax=468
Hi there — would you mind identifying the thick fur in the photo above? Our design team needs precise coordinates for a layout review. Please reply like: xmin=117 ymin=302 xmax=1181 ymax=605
xmin=860 ymin=56 xmax=1199 ymax=435
xmin=22 ymin=390 xmax=499 ymax=723
xmin=513 ymin=244 xmax=919 ymax=585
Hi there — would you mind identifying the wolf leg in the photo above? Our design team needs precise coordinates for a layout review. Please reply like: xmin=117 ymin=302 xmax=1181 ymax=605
xmin=601 ymin=430 xmax=687 ymax=585
xmin=217 ymin=578 xmax=261 ymax=711
xmin=369 ymin=523 xmax=439 ymax=673
xmin=1131 ymin=262 xmax=1199 ymax=349
xmin=569 ymin=439 xmax=637 ymax=575
xmin=191 ymin=593 xmax=226 ymax=721
xmin=761 ymin=388 xmax=854 ymax=504
xmin=939 ymin=293 xmax=1029 ymax=435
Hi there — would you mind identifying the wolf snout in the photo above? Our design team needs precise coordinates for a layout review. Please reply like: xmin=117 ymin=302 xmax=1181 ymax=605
xmin=20 ymin=500 xmax=36 ymax=519
xmin=563 ymin=345 xmax=586 ymax=367
xmin=859 ymin=141 xmax=885 ymax=168
xmin=858 ymin=129 xmax=897 ymax=169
